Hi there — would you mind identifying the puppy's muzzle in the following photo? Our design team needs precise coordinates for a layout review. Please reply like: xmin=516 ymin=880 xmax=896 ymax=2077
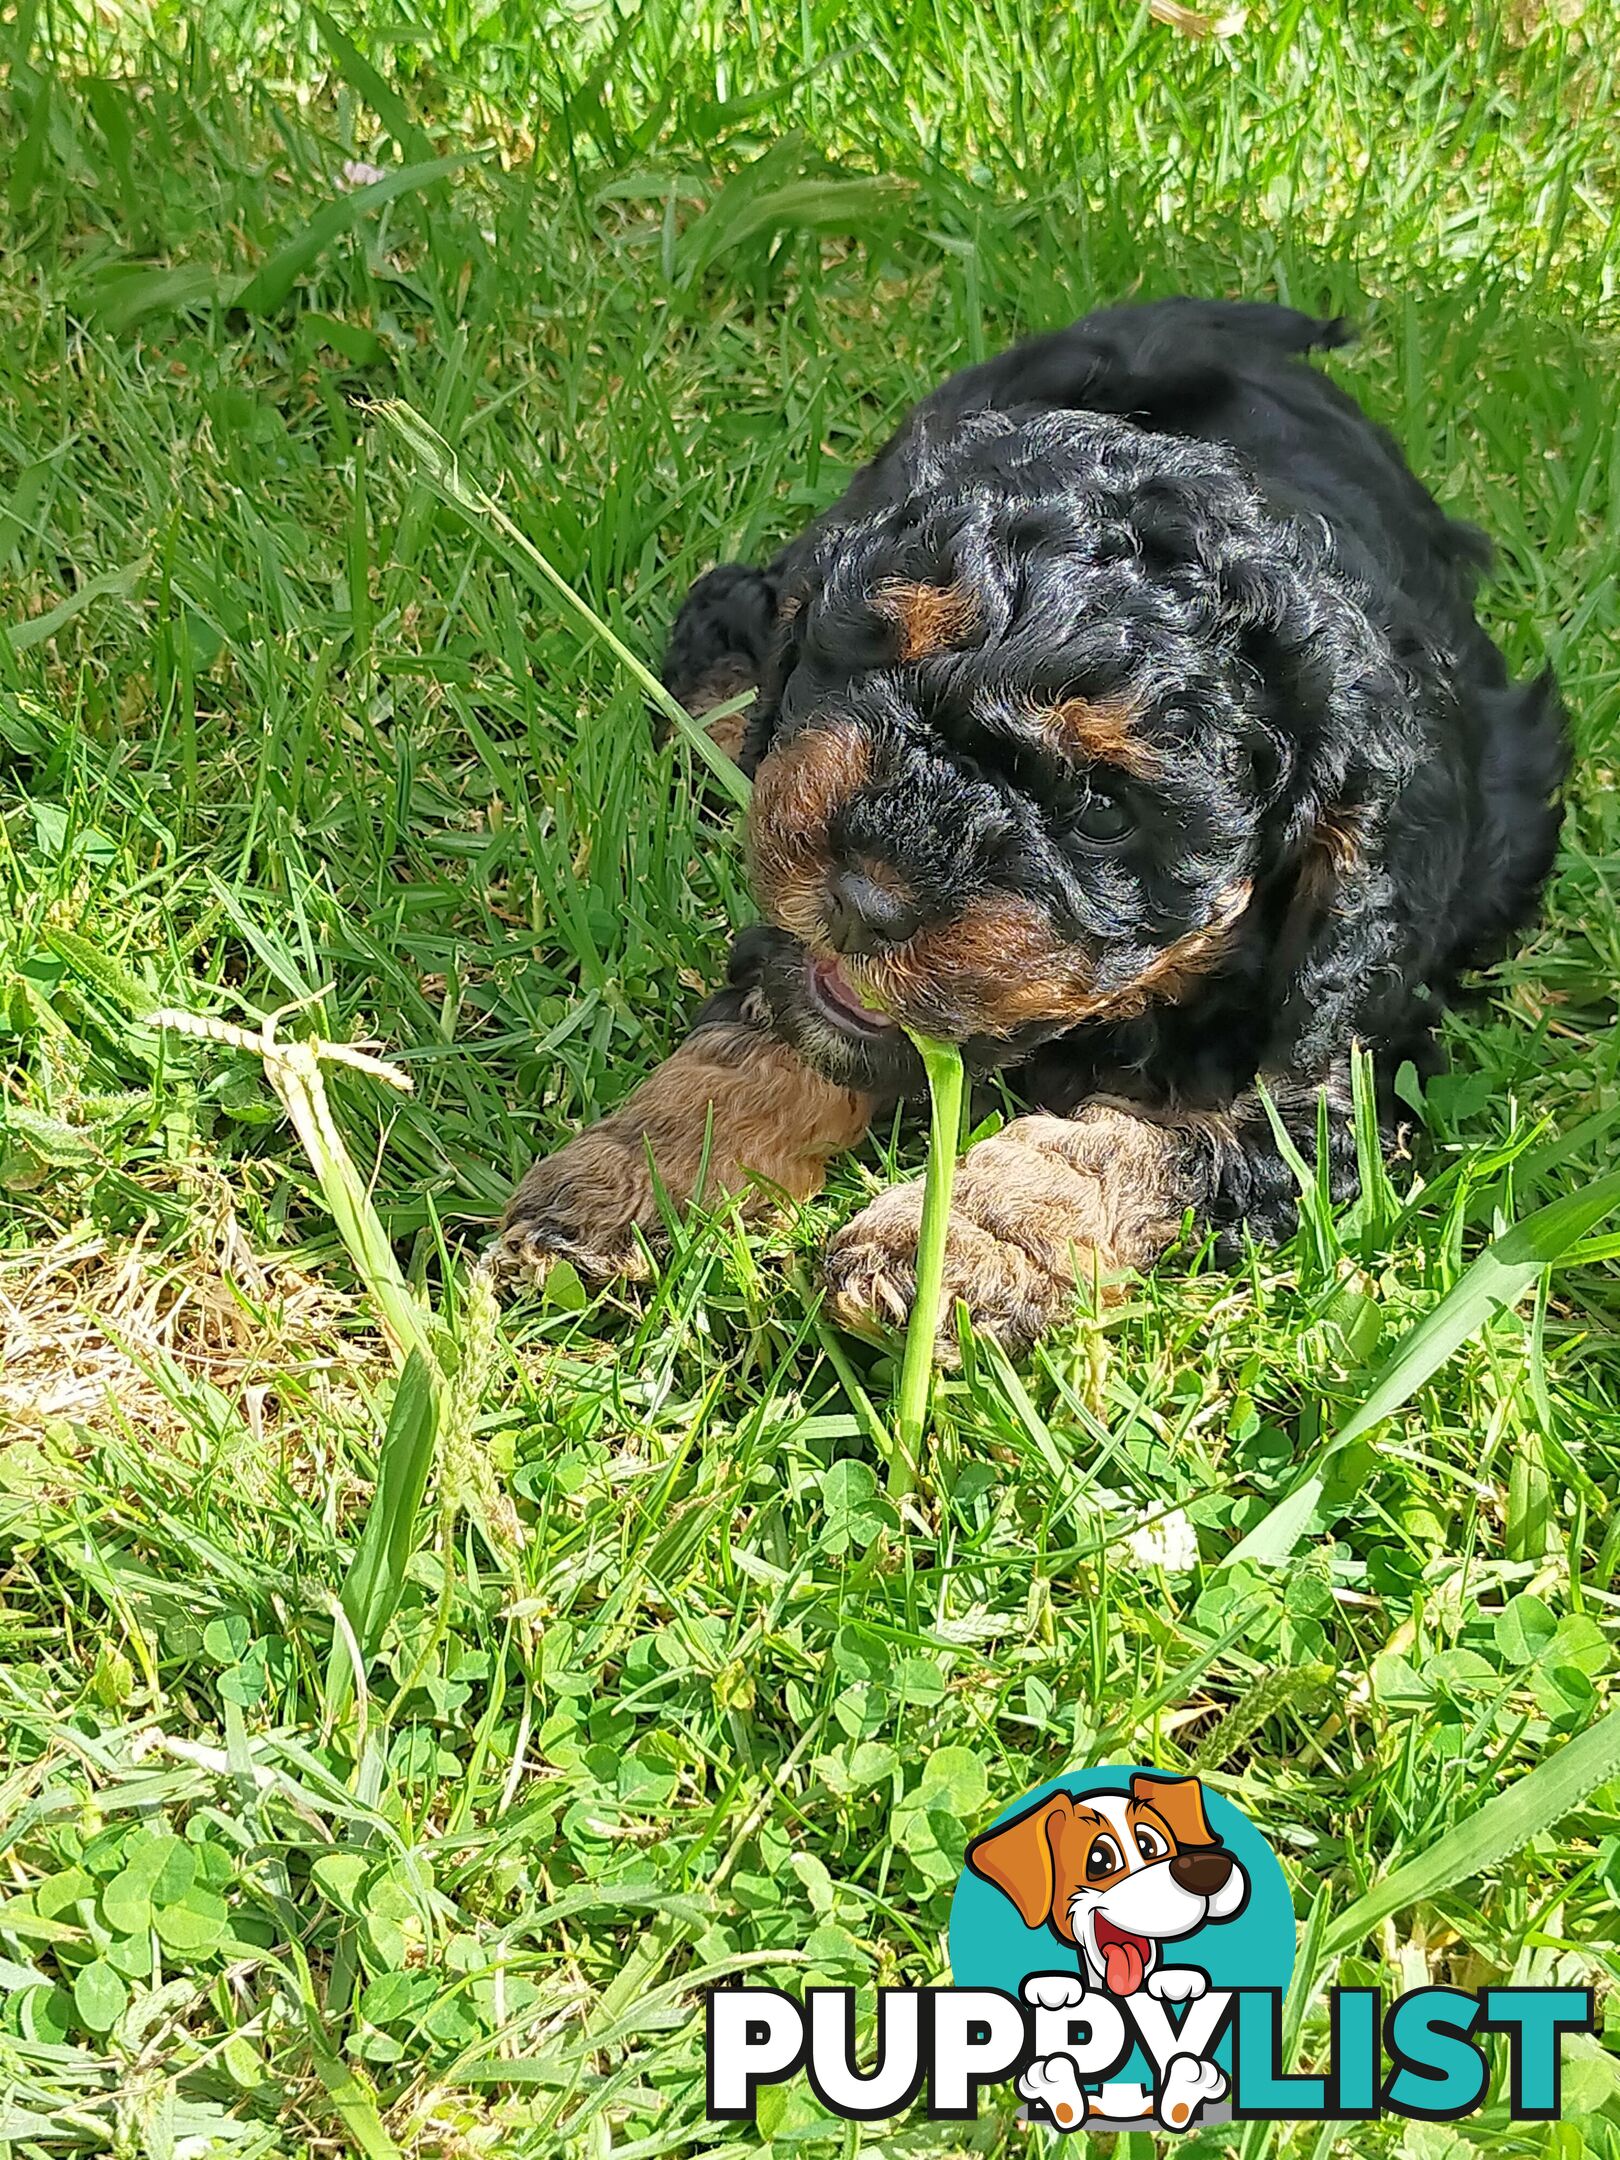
xmin=1168 ymin=1849 xmax=1235 ymax=1897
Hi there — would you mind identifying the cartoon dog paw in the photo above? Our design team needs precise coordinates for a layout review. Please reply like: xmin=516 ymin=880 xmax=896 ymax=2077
xmin=1019 ymin=2054 xmax=1090 ymax=2132
xmin=1022 ymin=1972 xmax=1090 ymax=2011
xmin=1157 ymin=2052 xmax=1228 ymax=2131
xmin=1146 ymin=1966 xmax=1209 ymax=2004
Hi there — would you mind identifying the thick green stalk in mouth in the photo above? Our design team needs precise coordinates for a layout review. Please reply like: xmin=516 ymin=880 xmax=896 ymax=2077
xmin=892 ymin=1028 xmax=967 ymax=1490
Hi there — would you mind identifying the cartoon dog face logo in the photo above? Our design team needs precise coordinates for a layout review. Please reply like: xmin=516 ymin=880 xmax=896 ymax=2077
xmin=964 ymin=1773 xmax=1248 ymax=1996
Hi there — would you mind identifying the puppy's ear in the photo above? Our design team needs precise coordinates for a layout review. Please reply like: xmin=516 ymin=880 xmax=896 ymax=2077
xmin=965 ymin=1794 xmax=1074 ymax=1928
xmin=739 ymin=587 xmax=807 ymax=776
xmin=1264 ymin=793 xmax=1401 ymax=1074
xmin=1130 ymin=1773 xmax=1217 ymax=1849
xmin=1266 ymin=803 xmax=1369 ymax=986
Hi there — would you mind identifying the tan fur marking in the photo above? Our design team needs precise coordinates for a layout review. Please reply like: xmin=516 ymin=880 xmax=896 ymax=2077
xmin=747 ymin=723 xmax=870 ymax=943
xmin=676 ymin=653 xmax=757 ymax=763
xmin=1098 ymin=883 xmax=1255 ymax=1014
xmin=874 ymin=578 xmax=978 ymax=660
xmin=840 ymin=882 xmax=1252 ymax=1040
xmin=1280 ymin=813 xmax=1368 ymax=962
xmin=1313 ymin=807 xmax=1367 ymax=876
xmin=702 ymin=708 xmax=749 ymax=763
xmin=1033 ymin=696 xmax=1161 ymax=781
xmin=500 ymin=1022 xmax=872 ymax=1281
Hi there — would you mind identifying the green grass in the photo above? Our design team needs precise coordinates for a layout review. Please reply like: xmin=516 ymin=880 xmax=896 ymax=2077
xmin=2 ymin=1 xmax=1620 ymax=2152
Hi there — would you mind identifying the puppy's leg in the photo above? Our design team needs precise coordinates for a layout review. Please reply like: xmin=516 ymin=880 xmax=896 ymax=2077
xmin=1200 ymin=1064 xmax=1362 ymax=1253
xmin=660 ymin=562 xmax=780 ymax=762
xmin=824 ymin=1066 xmax=1358 ymax=1355
xmin=499 ymin=979 xmax=872 ymax=1284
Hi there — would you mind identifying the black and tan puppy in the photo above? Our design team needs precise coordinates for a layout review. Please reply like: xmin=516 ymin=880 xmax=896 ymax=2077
xmin=501 ymin=298 xmax=1567 ymax=1350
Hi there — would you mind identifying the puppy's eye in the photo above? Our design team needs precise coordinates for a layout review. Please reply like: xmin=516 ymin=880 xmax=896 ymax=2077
xmin=1071 ymin=791 xmax=1135 ymax=850
xmin=1085 ymin=1836 xmax=1124 ymax=1880
xmin=1133 ymin=1825 xmax=1168 ymax=1862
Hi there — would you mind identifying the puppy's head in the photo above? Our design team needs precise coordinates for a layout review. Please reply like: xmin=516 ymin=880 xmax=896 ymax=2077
xmin=965 ymin=1774 xmax=1248 ymax=1994
xmin=744 ymin=408 xmax=1409 ymax=1093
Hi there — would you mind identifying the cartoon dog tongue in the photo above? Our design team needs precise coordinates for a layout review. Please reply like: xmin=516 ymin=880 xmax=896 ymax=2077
xmin=1100 ymin=1929 xmax=1147 ymax=1995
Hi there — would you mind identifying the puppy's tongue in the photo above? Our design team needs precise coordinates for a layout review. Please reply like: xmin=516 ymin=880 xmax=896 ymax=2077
xmin=813 ymin=955 xmax=898 ymax=1030
xmin=1102 ymin=1936 xmax=1146 ymax=1996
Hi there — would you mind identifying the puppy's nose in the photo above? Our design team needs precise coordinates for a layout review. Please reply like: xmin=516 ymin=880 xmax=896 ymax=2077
xmin=824 ymin=867 xmax=921 ymax=955
xmin=1169 ymin=1849 xmax=1234 ymax=1898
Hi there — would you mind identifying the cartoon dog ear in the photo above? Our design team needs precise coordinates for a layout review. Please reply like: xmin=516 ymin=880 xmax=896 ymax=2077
xmin=1130 ymin=1773 xmax=1217 ymax=1849
xmin=965 ymin=1794 xmax=1075 ymax=1929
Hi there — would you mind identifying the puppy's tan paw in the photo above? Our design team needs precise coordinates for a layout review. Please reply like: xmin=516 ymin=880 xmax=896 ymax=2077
xmin=823 ymin=1107 xmax=1195 ymax=1358
xmin=495 ymin=1127 xmax=657 ymax=1285
xmin=823 ymin=1179 xmax=1069 ymax=1357
xmin=497 ymin=1022 xmax=875 ymax=1295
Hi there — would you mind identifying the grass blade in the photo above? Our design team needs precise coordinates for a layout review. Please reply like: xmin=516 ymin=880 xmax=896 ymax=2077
xmin=148 ymin=1006 xmax=442 ymax=1372
xmin=336 ymin=1347 xmax=439 ymax=1662
xmin=679 ymin=163 xmax=912 ymax=280
xmin=306 ymin=2038 xmax=405 ymax=2160
xmin=376 ymin=399 xmax=752 ymax=808
xmin=1323 ymin=1703 xmax=1620 ymax=1956
xmin=311 ymin=8 xmax=433 ymax=161
xmin=83 ymin=262 xmax=221 ymax=334
xmin=43 ymin=927 xmax=156 ymax=1018
xmin=150 ymin=1007 xmax=449 ymax=1717
xmin=4 ymin=557 xmax=146 ymax=654
xmin=1226 ymin=1168 xmax=1620 ymax=1567
xmin=233 ymin=155 xmax=468 ymax=315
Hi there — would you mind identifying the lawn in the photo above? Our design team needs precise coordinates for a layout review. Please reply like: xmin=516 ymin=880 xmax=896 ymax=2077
xmin=2 ymin=1 xmax=1619 ymax=2153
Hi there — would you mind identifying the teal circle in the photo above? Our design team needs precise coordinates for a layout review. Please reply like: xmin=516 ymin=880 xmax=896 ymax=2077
xmin=947 ymin=1765 xmax=1294 ymax=2086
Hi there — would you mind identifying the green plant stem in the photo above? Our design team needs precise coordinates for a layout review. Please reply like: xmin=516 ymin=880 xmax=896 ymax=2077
xmin=892 ymin=1030 xmax=965 ymax=1491
xmin=150 ymin=1005 xmax=448 ymax=1722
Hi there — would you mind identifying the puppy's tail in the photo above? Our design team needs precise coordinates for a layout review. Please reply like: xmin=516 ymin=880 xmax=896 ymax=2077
xmin=1101 ymin=296 xmax=1355 ymax=357
xmin=958 ymin=297 xmax=1355 ymax=427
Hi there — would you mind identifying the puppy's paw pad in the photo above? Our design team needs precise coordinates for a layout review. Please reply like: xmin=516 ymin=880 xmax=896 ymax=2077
xmin=1018 ymin=2056 xmax=1088 ymax=2132
xmin=1157 ymin=2053 xmax=1227 ymax=2131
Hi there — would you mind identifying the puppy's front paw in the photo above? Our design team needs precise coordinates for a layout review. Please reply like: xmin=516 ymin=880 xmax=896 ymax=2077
xmin=1146 ymin=1966 xmax=1209 ymax=2005
xmin=1022 ymin=1972 xmax=1091 ymax=2011
xmin=1157 ymin=2053 xmax=1227 ymax=2132
xmin=1018 ymin=2056 xmax=1089 ymax=2132
xmin=496 ymin=1125 xmax=659 ymax=1285
xmin=823 ymin=1176 xmax=1067 ymax=1357
xmin=824 ymin=1107 xmax=1193 ymax=1358
xmin=823 ymin=1114 xmax=1119 ymax=1355
xmin=497 ymin=1022 xmax=875 ymax=1293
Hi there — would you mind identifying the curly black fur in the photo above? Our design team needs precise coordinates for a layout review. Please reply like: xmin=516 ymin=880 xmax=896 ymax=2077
xmin=664 ymin=298 xmax=1568 ymax=1251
